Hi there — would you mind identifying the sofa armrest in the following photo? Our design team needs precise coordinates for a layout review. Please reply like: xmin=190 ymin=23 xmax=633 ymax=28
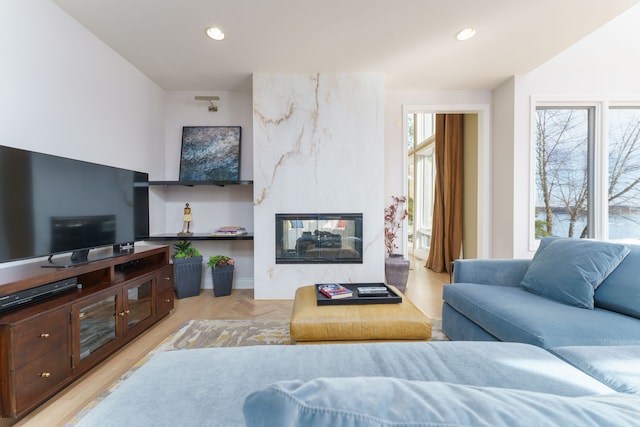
xmin=452 ymin=259 xmax=531 ymax=286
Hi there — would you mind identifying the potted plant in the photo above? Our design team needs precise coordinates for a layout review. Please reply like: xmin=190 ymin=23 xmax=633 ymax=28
xmin=208 ymin=255 xmax=235 ymax=297
xmin=384 ymin=196 xmax=410 ymax=293
xmin=172 ymin=241 xmax=203 ymax=299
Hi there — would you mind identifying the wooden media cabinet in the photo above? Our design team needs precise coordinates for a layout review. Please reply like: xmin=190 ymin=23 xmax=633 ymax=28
xmin=0 ymin=245 xmax=174 ymax=419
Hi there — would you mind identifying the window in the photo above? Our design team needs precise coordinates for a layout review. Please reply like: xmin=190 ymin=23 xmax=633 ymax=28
xmin=607 ymin=107 xmax=640 ymax=240
xmin=534 ymin=107 xmax=593 ymax=239
xmin=415 ymin=144 xmax=435 ymax=251
xmin=534 ymin=104 xmax=640 ymax=242
xmin=408 ymin=113 xmax=435 ymax=258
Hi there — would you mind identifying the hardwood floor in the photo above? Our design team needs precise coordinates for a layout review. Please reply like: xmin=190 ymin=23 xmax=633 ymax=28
xmin=12 ymin=262 xmax=448 ymax=427
xmin=405 ymin=255 xmax=449 ymax=319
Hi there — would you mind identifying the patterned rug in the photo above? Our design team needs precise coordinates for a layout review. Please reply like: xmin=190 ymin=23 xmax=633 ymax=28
xmin=155 ymin=318 xmax=293 ymax=351
xmin=66 ymin=318 xmax=447 ymax=425
xmin=156 ymin=318 xmax=447 ymax=351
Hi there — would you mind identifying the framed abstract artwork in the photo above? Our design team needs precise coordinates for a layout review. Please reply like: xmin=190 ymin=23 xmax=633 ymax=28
xmin=179 ymin=126 xmax=241 ymax=181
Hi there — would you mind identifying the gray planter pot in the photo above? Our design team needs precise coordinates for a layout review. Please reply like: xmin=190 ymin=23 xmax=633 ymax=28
xmin=173 ymin=256 xmax=203 ymax=299
xmin=385 ymin=254 xmax=410 ymax=293
xmin=212 ymin=265 xmax=234 ymax=297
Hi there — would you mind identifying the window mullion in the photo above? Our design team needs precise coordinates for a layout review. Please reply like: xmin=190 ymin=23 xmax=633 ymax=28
xmin=596 ymin=102 xmax=609 ymax=240
xmin=586 ymin=106 xmax=596 ymax=239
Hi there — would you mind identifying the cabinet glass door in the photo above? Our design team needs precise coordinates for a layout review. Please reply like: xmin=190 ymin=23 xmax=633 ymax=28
xmin=124 ymin=278 xmax=154 ymax=334
xmin=77 ymin=293 xmax=118 ymax=361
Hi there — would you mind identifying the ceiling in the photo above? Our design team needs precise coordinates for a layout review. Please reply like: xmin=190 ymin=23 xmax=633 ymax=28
xmin=52 ymin=0 xmax=640 ymax=92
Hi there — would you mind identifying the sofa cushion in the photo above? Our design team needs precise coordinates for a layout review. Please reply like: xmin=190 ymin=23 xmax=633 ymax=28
xmin=552 ymin=345 xmax=640 ymax=394
xmin=521 ymin=238 xmax=629 ymax=309
xmin=73 ymin=342 xmax=616 ymax=427
xmin=243 ymin=378 xmax=640 ymax=427
xmin=443 ymin=283 xmax=640 ymax=348
xmin=595 ymin=243 xmax=640 ymax=319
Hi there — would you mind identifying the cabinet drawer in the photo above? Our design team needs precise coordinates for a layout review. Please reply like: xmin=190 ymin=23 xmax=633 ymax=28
xmin=14 ymin=348 xmax=70 ymax=415
xmin=157 ymin=265 xmax=174 ymax=292
xmin=13 ymin=309 xmax=69 ymax=369
xmin=157 ymin=288 xmax=174 ymax=319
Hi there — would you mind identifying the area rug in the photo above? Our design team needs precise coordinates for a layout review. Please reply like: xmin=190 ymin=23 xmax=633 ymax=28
xmin=155 ymin=318 xmax=293 ymax=351
xmin=157 ymin=318 xmax=447 ymax=352
xmin=66 ymin=318 xmax=447 ymax=426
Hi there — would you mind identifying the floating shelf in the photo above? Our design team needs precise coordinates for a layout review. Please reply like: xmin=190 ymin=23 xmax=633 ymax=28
xmin=146 ymin=233 xmax=254 ymax=241
xmin=149 ymin=180 xmax=253 ymax=187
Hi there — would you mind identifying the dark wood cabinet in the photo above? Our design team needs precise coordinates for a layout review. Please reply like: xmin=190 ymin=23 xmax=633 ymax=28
xmin=4 ymin=307 xmax=71 ymax=417
xmin=156 ymin=265 xmax=174 ymax=319
xmin=0 ymin=245 xmax=173 ymax=419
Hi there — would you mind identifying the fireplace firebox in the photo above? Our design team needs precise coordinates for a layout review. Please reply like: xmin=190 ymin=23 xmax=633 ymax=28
xmin=275 ymin=213 xmax=363 ymax=264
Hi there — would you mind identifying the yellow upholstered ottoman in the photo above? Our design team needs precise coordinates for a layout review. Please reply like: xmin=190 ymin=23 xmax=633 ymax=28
xmin=290 ymin=285 xmax=432 ymax=343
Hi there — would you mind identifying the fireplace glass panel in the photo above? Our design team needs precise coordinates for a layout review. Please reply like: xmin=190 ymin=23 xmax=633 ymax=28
xmin=275 ymin=213 xmax=363 ymax=264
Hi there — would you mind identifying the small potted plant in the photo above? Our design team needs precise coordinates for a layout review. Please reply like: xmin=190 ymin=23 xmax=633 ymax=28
xmin=172 ymin=241 xmax=203 ymax=299
xmin=384 ymin=196 xmax=410 ymax=292
xmin=208 ymin=255 xmax=235 ymax=297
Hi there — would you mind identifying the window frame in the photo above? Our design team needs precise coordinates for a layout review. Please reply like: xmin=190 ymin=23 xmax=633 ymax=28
xmin=530 ymin=98 xmax=640 ymax=251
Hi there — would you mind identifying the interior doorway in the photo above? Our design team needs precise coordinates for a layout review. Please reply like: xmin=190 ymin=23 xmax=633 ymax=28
xmin=403 ymin=106 xmax=489 ymax=262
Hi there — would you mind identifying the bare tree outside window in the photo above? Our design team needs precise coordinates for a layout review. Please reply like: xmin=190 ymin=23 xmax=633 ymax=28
xmin=608 ymin=107 xmax=640 ymax=240
xmin=535 ymin=108 xmax=590 ymax=238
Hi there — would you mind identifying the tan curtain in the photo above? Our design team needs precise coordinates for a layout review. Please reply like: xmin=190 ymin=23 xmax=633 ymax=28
xmin=425 ymin=114 xmax=463 ymax=273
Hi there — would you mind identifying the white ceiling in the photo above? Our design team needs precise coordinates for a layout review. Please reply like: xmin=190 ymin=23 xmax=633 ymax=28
xmin=52 ymin=0 xmax=640 ymax=92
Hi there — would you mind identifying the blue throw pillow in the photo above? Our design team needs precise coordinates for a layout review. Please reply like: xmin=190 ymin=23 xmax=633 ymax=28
xmin=521 ymin=239 xmax=629 ymax=309
xmin=595 ymin=243 xmax=640 ymax=319
xmin=243 ymin=378 xmax=640 ymax=427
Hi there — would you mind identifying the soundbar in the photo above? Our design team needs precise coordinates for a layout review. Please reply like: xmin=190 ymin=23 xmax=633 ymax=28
xmin=0 ymin=277 xmax=78 ymax=312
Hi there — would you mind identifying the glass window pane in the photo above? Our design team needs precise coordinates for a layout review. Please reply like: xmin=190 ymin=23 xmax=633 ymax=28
xmin=607 ymin=107 xmax=640 ymax=240
xmin=127 ymin=281 xmax=152 ymax=329
xmin=78 ymin=295 xmax=117 ymax=360
xmin=535 ymin=108 xmax=590 ymax=239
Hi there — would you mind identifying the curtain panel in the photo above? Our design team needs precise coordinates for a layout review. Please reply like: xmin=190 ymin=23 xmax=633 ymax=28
xmin=425 ymin=114 xmax=463 ymax=273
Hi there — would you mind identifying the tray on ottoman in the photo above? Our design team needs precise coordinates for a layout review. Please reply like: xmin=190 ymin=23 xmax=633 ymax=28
xmin=315 ymin=283 xmax=402 ymax=305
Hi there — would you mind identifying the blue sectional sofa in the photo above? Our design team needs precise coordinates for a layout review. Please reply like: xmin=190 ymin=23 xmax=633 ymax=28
xmin=74 ymin=341 xmax=640 ymax=427
xmin=444 ymin=237 xmax=640 ymax=348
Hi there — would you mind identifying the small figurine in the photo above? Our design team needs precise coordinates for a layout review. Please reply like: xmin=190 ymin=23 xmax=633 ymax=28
xmin=178 ymin=203 xmax=193 ymax=236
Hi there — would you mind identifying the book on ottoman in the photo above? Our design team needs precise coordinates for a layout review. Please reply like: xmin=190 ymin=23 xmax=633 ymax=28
xmin=317 ymin=284 xmax=353 ymax=299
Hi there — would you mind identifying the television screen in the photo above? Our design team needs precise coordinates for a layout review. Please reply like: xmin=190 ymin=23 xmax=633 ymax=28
xmin=0 ymin=145 xmax=149 ymax=265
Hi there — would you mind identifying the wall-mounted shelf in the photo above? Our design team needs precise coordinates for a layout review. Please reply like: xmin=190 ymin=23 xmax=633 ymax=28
xmin=147 ymin=233 xmax=254 ymax=241
xmin=149 ymin=180 xmax=253 ymax=187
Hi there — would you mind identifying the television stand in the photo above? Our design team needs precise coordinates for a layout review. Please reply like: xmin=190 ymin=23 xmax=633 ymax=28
xmin=0 ymin=245 xmax=174 ymax=419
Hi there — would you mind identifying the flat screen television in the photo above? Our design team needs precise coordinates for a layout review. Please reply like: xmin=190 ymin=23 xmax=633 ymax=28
xmin=0 ymin=145 xmax=149 ymax=267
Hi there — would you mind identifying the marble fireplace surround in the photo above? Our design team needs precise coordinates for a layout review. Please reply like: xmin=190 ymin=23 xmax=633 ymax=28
xmin=253 ymin=73 xmax=385 ymax=299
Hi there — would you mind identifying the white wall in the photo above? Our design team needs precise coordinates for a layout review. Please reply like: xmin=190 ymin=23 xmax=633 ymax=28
xmin=0 ymin=0 xmax=164 ymax=174
xmin=253 ymin=73 xmax=385 ymax=299
xmin=492 ymin=4 xmax=640 ymax=259
xmin=490 ymin=78 xmax=517 ymax=258
xmin=153 ymin=90 xmax=255 ymax=290
xmin=0 ymin=0 xmax=164 ymax=268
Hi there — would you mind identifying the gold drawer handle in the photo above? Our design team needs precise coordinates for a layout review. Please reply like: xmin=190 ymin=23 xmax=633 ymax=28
xmin=164 ymin=277 xmax=171 ymax=281
xmin=164 ymin=299 xmax=171 ymax=303
xmin=39 ymin=372 xmax=51 ymax=378
xmin=118 ymin=310 xmax=131 ymax=317
xmin=39 ymin=333 xmax=50 ymax=339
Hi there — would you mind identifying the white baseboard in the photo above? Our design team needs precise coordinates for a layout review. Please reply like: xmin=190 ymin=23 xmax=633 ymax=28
xmin=202 ymin=275 xmax=254 ymax=290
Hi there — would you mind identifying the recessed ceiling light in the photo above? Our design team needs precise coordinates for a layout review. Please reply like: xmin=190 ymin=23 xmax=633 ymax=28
xmin=206 ymin=27 xmax=225 ymax=41
xmin=455 ymin=28 xmax=476 ymax=41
